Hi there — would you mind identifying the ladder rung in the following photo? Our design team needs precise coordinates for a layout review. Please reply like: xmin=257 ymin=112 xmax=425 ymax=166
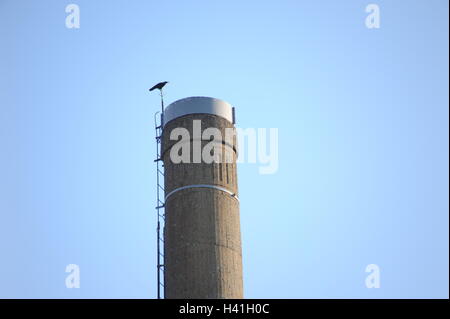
xmin=154 ymin=158 xmax=162 ymax=162
xmin=156 ymin=205 xmax=165 ymax=209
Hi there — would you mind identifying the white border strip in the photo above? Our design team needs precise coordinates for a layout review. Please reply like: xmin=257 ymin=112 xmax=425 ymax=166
xmin=165 ymin=184 xmax=239 ymax=202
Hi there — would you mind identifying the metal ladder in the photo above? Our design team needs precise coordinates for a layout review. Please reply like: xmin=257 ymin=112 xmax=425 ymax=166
xmin=154 ymin=111 xmax=165 ymax=299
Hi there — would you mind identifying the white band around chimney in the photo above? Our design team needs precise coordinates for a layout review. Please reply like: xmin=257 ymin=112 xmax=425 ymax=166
xmin=165 ymin=184 xmax=239 ymax=202
xmin=163 ymin=96 xmax=234 ymax=126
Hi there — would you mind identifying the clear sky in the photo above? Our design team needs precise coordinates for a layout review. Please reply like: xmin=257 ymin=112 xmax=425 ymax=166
xmin=0 ymin=0 xmax=448 ymax=298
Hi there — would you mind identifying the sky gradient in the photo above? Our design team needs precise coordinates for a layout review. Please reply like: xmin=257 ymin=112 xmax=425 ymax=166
xmin=0 ymin=0 xmax=448 ymax=298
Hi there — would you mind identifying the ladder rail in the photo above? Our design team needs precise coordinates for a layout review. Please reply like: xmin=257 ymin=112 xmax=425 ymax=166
xmin=154 ymin=111 xmax=165 ymax=299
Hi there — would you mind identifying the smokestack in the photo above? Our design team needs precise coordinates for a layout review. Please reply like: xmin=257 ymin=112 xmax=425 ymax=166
xmin=161 ymin=96 xmax=243 ymax=299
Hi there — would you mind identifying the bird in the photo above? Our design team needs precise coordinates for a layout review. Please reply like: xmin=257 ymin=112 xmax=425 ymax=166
xmin=149 ymin=81 xmax=168 ymax=92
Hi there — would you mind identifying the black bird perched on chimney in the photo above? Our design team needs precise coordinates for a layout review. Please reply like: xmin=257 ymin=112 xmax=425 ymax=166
xmin=149 ymin=81 xmax=168 ymax=92
xmin=149 ymin=81 xmax=169 ymax=113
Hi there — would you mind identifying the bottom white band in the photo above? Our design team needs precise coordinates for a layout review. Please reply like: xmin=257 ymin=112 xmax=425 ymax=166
xmin=165 ymin=184 xmax=239 ymax=202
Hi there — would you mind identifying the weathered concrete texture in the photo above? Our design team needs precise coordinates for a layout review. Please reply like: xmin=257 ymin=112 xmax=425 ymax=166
xmin=163 ymin=114 xmax=243 ymax=299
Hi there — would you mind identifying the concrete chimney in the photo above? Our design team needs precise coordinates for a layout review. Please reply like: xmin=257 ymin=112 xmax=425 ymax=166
xmin=162 ymin=96 xmax=243 ymax=299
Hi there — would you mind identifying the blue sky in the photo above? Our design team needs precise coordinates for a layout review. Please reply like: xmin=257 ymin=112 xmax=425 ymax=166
xmin=0 ymin=0 xmax=448 ymax=298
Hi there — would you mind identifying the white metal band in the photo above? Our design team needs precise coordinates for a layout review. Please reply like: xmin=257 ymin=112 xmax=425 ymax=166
xmin=165 ymin=184 xmax=239 ymax=202
xmin=163 ymin=96 xmax=234 ymax=126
